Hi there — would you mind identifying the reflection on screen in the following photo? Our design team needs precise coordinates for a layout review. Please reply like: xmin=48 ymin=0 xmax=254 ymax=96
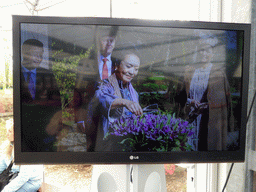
xmin=20 ymin=24 xmax=242 ymax=153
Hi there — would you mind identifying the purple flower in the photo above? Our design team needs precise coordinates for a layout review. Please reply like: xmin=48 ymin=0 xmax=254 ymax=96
xmin=107 ymin=112 xmax=195 ymax=152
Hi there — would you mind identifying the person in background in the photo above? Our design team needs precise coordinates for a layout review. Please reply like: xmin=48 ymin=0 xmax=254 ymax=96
xmin=21 ymin=39 xmax=58 ymax=101
xmin=21 ymin=38 xmax=61 ymax=152
xmin=97 ymin=26 xmax=119 ymax=80
xmin=44 ymin=27 xmax=121 ymax=151
xmin=0 ymin=119 xmax=43 ymax=192
xmin=75 ymin=27 xmax=120 ymax=151
xmin=94 ymin=53 xmax=143 ymax=151
xmin=178 ymin=32 xmax=234 ymax=151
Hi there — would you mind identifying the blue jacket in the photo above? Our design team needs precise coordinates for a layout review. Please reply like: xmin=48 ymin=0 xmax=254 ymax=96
xmin=0 ymin=156 xmax=43 ymax=192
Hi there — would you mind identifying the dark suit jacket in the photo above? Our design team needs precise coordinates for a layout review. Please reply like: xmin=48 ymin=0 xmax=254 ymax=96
xmin=74 ymin=55 xmax=121 ymax=152
xmin=110 ymin=57 xmax=119 ymax=74
xmin=21 ymin=67 xmax=61 ymax=152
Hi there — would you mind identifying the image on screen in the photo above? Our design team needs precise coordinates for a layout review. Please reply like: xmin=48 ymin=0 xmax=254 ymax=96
xmin=19 ymin=22 xmax=243 ymax=155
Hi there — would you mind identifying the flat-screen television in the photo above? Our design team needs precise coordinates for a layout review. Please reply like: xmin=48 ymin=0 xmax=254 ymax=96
xmin=13 ymin=15 xmax=250 ymax=164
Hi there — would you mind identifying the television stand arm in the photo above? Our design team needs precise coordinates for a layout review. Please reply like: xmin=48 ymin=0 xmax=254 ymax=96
xmin=90 ymin=164 xmax=167 ymax=192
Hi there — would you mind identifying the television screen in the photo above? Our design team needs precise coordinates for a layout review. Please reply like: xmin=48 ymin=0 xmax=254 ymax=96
xmin=13 ymin=15 xmax=250 ymax=164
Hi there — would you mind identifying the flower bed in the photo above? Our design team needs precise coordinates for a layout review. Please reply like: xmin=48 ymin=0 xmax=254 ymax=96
xmin=105 ymin=113 xmax=194 ymax=152
xmin=0 ymin=89 xmax=13 ymax=114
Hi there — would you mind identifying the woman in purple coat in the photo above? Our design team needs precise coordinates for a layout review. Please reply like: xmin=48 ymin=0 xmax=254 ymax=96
xmin=93 ymin=53 xmax=143 ymax=151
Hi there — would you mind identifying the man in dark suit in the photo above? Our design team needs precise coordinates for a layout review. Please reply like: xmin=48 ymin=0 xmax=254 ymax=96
xmin=97 ymin=27 xmax=119 ymax=80
xmin=75 ymin=27 xmax=121 ymax=151
xmin=21 ymin=39 xmax=61 ymax=152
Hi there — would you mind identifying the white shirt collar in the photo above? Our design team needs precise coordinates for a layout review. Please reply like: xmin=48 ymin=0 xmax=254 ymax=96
xmin=21 ymin=65 xmax=37 ymax=74
xmin=100 ymin=54 xmax=112 ymax=62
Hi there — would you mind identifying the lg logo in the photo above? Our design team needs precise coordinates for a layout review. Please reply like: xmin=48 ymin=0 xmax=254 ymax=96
xmin=130 ymin=155 xmax=139 ymax=160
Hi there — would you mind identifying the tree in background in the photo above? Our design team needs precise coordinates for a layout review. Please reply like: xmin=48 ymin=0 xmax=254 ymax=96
xmin=5 ymin=60 xmax=12 ymax=89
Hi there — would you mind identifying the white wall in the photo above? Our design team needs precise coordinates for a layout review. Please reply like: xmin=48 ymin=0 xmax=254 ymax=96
xmin=223 ymin=0 xmax=251 ymax=192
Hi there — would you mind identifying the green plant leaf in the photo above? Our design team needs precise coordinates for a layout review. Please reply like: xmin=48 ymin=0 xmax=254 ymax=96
xmin=171 ymin=147 xmax=182 ymax=152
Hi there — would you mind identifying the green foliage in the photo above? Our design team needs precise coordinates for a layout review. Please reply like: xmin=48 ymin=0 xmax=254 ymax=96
xmin=140 ymin=83 xmax=167 ymax=92
xmin=0 ymin=89 xmax=13 ymax=146
xmin=0 ymin=89 xmax=13 ymax=113
xmin=148 ymin=76 xmax=166 ymax=81
xmin=52 ymin=45 xmax=94 ymax=123
xmin=0 ymin=61 xmax=13 ymax=90
xmin=230 ymin=87 xmax=239 ymax=106
xmin=135 ymin=82 xmax=168 ymax=92
xmin=159 ymin=108 xmax=174 ymax=116
xmin=0 ymin=118 xmax=7 ymax=146
xmin=0 ymin=73 xmax=4 ymax=90
xmin=139 ymin=92 xmax=165 ymax=108
xmin=5 ymin=60 xmax=12 ymax=88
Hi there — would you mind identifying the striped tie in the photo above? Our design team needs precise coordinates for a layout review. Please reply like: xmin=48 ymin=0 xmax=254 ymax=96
xmin=102 ymin=58 xmax=108 ymax=80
